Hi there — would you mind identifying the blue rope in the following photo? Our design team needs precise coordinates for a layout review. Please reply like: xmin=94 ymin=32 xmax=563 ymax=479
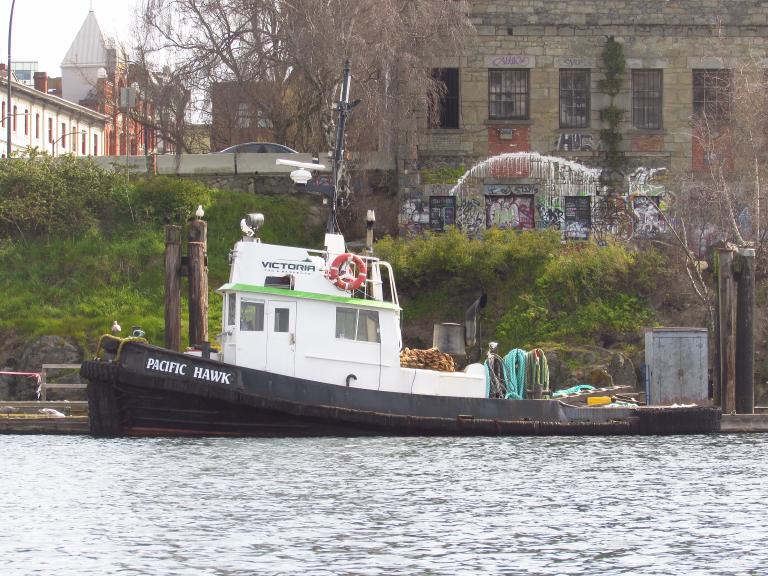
xmin=503 ymin=349 xmax=527 ymax=399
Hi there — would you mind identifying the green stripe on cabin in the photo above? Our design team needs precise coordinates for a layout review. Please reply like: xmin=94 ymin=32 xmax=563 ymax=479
xmin=217 ymin=283 xmax=401 ymax=310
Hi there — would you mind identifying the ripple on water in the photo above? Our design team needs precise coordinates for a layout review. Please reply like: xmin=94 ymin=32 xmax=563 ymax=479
xmin=1 ymin=434 xmax=767 ymax=575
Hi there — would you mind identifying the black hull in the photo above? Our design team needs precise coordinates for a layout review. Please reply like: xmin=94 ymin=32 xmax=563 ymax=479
xmin=81 ymin=342 xmax=721 ymax=438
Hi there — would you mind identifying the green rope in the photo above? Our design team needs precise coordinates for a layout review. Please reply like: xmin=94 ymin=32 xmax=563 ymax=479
xmin=503 ymin=349 xmax=527 ymax=399
xmin=525 ymin=348 xmax=550 ymax=397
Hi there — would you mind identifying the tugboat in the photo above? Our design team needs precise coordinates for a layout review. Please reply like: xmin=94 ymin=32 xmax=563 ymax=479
xmin=80 ymin=63 xmax=720 ymax=437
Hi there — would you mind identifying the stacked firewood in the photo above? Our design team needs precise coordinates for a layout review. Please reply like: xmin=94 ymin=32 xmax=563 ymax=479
xmin=399 ymin=347 xmax=455 ymax=372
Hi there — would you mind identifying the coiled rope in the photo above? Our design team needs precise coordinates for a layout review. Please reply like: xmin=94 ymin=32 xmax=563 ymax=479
xmin=503 ymin=349 xmax=527 ymax=399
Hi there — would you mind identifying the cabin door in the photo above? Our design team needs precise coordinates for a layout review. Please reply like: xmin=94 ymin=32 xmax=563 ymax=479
xmin=235 ymin=297 xmax=267 ymax=370
xmin=266 ymin=301 xmax=296 ymax=376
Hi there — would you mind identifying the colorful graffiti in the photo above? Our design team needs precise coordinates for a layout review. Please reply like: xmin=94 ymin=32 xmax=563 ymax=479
xmin=485 ymin=195 xmax=535 ymax=230
xmin=399 ymin=199 xmax=429 ymax=236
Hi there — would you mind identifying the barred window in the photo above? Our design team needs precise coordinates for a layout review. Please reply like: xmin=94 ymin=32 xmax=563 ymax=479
xmin=429 ymin=68 xmax=460 ymax=129
xmin=489 ymin=69 xmax=529 ymax=120
xmin=235 ymin=102 xmax=250 ymax=128
xmin=693 ymin=69 xmax=731 ymax=121
xmin=559 ymin=69 xmax=590 ymax=128
xmin=632 ymin=70 xmax=663 ymax=129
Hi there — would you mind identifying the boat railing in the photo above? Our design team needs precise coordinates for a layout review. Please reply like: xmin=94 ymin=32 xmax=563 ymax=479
xmin=372 ymin=261 xmax=399 ymax=308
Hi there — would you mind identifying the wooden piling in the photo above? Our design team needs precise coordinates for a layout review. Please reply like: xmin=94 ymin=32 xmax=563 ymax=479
xmin=164 ymin=225 xmax=182 ymax=351
xmin=716 ymin=248 xmax=737 ymax=414
xmin=188 ymin=219 xmax=208 ymax=347
xmin=735 ymin=247 xmax=755 ymax=414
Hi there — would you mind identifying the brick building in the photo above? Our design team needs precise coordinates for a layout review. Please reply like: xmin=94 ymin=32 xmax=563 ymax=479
xmin=401 ymin=0 xmax=768 ymax=236
xmin=59 ymin=10 xmax=156 ymax=157
xmin=210 ymin=81 xmax=275 ymax=153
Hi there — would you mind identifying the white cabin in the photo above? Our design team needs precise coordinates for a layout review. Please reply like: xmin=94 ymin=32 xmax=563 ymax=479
xmin=217 ymin=230 xmax=487 ymax=398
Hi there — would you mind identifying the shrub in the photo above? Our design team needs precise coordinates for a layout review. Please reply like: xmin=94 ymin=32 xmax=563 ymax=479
xmin=0 ymin=153 xmax=128 ymax=242
xmin=131 ymin=176 xmax=212 ymax=225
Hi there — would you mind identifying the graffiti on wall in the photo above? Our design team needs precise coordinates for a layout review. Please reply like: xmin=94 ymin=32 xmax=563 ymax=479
xmin=456 ymin=197 xmax=485 ymax=236
xmin=484 ymin=183 xmax=539 ymax=196
xmin=536 ymin=197 xmax=565 ymax=230
xmin=429 ymin=196 xmax=456 ymax=232
xmin=553 ymin=133 xmax=595 ymax=152
xmin=592 ymin=196 xmax=632 ymax=243
xmin=485 ymin=195 xmax=535 ymax=230
xmin=631 ymin=196 xmax=666 ymax=238
xmin=564 ymin=196 xmax=592 ymax=240
xmin=399 ymin=199 xmax=430 ymax=236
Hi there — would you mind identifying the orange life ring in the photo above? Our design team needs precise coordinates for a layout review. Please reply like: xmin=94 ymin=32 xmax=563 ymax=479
xmin=328 ymin=253 xmax=367 ymax=291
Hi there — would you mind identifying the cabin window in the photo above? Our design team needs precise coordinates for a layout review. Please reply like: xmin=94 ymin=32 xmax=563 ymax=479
xmin=335 ymin=307 xmax=380 ymax=343
xmin=240 ymin=300 xmax=264 ymax=331
xmin=227 ymin=293 xmax=236 ymax=326
xmin=274 ymin=307 xmax=290 ymax=332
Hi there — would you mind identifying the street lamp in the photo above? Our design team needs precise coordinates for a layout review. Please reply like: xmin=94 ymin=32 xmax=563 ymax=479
xmin=51 ymin=130 xmax=80 ymax=156
xmin=7 ymin=0 xmax=16 ymax=159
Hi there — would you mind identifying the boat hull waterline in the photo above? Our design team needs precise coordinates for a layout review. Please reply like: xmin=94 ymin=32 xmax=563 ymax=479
xmin=81 ymin=342 xmax=721 ymax=437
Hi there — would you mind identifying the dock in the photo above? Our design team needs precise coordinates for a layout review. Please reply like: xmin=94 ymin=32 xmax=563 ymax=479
xmin=0 ymin=401 xmax=89 ymax=435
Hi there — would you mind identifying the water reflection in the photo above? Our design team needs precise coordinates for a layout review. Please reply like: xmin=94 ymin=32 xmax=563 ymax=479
xmin=1 ymin=435 xmax=766 ymax=575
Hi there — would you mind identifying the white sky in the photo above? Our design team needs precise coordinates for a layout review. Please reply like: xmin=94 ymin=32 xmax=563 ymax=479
xmin=1 ymin=0 xmax=140 ymax=76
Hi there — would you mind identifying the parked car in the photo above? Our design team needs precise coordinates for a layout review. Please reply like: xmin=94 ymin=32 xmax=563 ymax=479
xmin=216 ymin=142 xmax=297 ymax=154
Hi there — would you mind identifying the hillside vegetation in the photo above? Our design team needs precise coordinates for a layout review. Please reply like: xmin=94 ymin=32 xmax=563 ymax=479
xmin=0 ymin=155 xmax=664 ymax=358
xmin=376 ymin=228 xmax=663 ymax=354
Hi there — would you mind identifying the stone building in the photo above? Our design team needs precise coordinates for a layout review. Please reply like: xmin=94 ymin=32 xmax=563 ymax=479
xmin=402 ymin=0 xmax=768 ymax=236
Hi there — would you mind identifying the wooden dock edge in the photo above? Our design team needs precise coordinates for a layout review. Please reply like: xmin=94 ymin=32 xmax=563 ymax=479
xmin=719 ymin=414 xmax=768 ymax=433
xmin=0 ymin=417 xmax=89 ymax=435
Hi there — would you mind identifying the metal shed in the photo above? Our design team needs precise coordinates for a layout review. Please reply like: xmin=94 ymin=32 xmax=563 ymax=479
xmin=645 ymin=328 xmax=708 ymax=405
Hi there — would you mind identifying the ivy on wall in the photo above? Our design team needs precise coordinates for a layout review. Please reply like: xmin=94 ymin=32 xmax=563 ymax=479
xmin=598 ymin=36 xmax=627 ymax=190
xmin=420 ymin=165 xmax=468 ymax=185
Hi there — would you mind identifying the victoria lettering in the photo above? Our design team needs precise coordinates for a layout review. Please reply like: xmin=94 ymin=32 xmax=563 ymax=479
xmin=145 ymin=358 xmax=232 ymax=385
xmin=262 ymin=261 xmax=316 ymax=272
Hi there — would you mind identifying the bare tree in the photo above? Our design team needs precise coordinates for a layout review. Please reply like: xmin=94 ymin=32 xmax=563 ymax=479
xmin=136 ymin=0 xmax=472 ymax=167
xmin=656 ymin=51 xmax=768 ymax=332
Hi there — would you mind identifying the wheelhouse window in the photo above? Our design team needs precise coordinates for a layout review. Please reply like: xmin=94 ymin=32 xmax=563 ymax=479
xmin=429 ymin=68 xmax=459 ymax=129
xmin=335 ymin=307 xmax=380 ymax=343
xmin=559 ymin=69 xmax=590 ymax=128
xmin=240 ymin=300 xmax=264 ymax=331
xmin=632 ymin=70 xmax=663 ymax=129
xmin=227 ymin=293 xmax=237 ymax=326
xmin=489 ymin=69 xmax=529 ymax=120
xmin=693 ymin=69 xmax=731 ymax=121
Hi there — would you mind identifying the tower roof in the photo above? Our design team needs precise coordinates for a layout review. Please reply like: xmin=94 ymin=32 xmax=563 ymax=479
xmin=61 ymin=10 xmax=113 ymax=68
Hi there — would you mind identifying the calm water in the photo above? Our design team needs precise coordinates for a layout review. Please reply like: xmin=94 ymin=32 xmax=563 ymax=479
xmin=1 ymin=434 xmax=766 ymax=575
